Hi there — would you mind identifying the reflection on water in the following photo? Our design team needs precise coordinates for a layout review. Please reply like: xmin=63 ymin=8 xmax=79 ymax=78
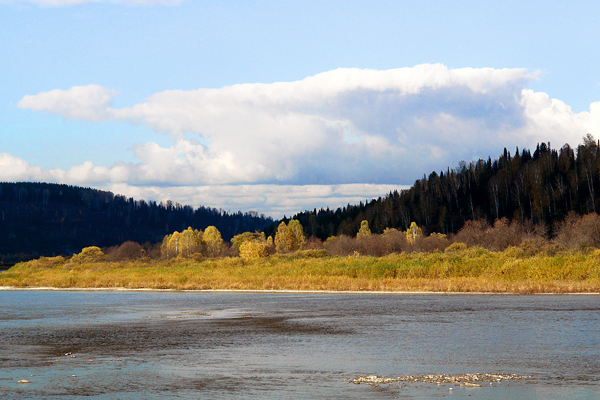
xmin=0 ymin=291 xmax=599 ymax=399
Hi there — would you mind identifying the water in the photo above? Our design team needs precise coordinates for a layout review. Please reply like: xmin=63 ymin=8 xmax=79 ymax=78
xmin=0 ymin=290 xmax=599 ymax=399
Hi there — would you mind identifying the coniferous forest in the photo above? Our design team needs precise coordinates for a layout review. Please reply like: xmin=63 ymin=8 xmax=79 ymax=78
xmin=285 ymin=135 xmax=600 ymax=240
xmin=0 ymin=182 xmax=273 ymax=263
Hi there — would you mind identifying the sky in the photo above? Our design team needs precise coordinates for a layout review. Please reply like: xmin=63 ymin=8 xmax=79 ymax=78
xmin=1 ymin=0 xmax=600 ymax=218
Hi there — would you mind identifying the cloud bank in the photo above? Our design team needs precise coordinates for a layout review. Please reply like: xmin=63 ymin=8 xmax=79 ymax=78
xmin=14 ymin=65 xmax=600 ymax=216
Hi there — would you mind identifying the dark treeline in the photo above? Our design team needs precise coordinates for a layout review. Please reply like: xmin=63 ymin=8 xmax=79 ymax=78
xmin=285 ymin=135 xmax=600 ymax=240
xmin=0 ymin=182 xmax=273 ymax=263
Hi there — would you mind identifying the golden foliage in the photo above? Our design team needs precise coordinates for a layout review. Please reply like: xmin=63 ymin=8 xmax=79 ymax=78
xmin=71 ymin=246 xmax=104 ymax=263
xmin=203 ymin=226 xmax=224 ymax=258
xmin=405 ymin=222 xmax=422 ymax=244
xmin=357 ymin=220 xmax=371 ymax=237
xmin=275 ymin=220 xmax=305 ymax=253
xmin=239 ymin=240 xmax=269 ymax=259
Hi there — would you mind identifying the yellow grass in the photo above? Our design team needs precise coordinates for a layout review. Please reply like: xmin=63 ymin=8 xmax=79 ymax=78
xmin=1 ymin=248 xmax=600 ymax=293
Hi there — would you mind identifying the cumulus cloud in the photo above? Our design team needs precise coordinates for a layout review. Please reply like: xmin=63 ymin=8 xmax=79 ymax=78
xmin=16 ymin=65 xmax=600 ymax=216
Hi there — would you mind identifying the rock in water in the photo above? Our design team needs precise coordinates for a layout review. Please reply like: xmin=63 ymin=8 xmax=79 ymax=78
xmin=18 ymin=379 xmax=31 ymax=384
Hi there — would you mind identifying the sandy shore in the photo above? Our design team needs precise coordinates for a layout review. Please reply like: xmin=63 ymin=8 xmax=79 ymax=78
xmin=1 ymin=286 xmax=598 ymax=295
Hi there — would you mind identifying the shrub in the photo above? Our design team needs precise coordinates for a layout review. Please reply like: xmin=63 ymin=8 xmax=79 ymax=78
xmin=324 ymin=235 xmax=357 ymax=256
xmin=71 ymin=246 xmax=105 ymax=264
xmin=294 ymin=249 xmax=329 ymax=258
xmin=109 ymin=241 xmax=144 ymax=261
xmin=356 ymin=234 xmax=388 ymax=257
xmin=381 ymin=228 xmax=407 ymax=254
xmin=444 ymin=242 xmax=467 ymax=254
xmin=418 ymin=233 xmax=449 ymax=253
xmin=554 ymin=212 xmax=600 ymax=250
xmin=239 ymin=240 xmax=269 ymax=259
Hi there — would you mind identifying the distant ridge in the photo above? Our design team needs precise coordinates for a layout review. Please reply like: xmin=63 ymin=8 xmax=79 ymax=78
xmin=0 ymin=182 xmax=273 ymax=262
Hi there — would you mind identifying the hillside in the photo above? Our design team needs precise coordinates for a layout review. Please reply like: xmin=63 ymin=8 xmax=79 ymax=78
xmin=285 ymin=135 xmax=600 ymax=240
xmin=0 ymin=182 xmax=273 ymax=262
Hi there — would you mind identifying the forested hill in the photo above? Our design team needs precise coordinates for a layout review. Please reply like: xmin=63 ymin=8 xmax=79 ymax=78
xmin=286 ymin=135 xmax=600 ymax=240
xmin=0 ymin=182 xmax=273 ymax=262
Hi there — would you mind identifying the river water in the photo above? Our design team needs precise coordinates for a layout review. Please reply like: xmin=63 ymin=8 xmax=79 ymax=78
xmin=0 ymin=291 xmax=599 ymax=399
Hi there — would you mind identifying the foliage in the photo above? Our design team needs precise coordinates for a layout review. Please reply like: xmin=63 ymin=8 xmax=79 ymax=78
xmin=274 ymin=220 xmax=306 ymax=253
xmin=71 ymin=246 xmax=104 ymax=263
xmin=106 ymin=241 xmax=144 ymax=261
xmin=203 ymin=226 xmax=225 ymax=258
xmin=231 ymin=231 xmax=266 ymax=256
xmin=554 ymin=212 xmax=600 ymax=250
xmin=239 ymin=240 xmax=269 ymax=259
xmin=405 ymin=222 xmax=423 ymax=244
xmin=357 ymin=220 xmax=371 ymax=237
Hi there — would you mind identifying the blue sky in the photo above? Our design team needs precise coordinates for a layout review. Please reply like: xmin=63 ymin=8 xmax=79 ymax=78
xmin=2 ymin=0 xmax=600 ymax=217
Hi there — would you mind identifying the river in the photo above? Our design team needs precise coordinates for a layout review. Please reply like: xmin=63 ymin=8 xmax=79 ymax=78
xmin=0 ymin=290 xmax=599 ymax=399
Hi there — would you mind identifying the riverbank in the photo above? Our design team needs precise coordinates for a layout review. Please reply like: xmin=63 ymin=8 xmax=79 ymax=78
xmin=2 ymin=286 xmax=599 ymax=295
xmin=2 ymin=247 xmax=600 ymax=294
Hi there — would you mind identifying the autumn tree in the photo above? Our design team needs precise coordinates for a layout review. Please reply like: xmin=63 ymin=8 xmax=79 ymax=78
xmin=161 ymin=227 xmax=203 ymax=258
xmin=160 ymin=234 xmax=173 ymax=258
xmin=231 ymin=231 xmax=266 ymax=256
xmin=275 ymin=220 xmax=306 ymax=253
xmin=180 ymin=227 xmax=202 ymax=257
xmin=168 ymin=231 xmax=181 ymax=257
xmin=203 ymin=226 xmax=224 ymax=257
xmin=288 ymin=220 xmax=306 ymax=250
xmin=405 ymin=222 xmax=422 ymax=244
xmin=239 ymin=240 xmax=269 ymax=259
xmin=357 ymin=220 xmax=371 ymax=237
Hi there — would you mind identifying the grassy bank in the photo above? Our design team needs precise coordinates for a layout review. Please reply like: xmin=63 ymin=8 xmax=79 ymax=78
xmin=2 ymin=247 xmax=600 ymax=293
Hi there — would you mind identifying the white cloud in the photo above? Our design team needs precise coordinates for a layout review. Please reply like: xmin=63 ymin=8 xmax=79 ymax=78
xmin=15 ymin=65 xmax=600 ymax=216
xmin=0 ymin=153 xmax=69 ymax=182
xmin=18 ymin=85 xmax=116 ymax=122
xmin=104 ymin=182 xmax=409 ymax=219
xmin=0 ymin=152 xmax=408 ymax=218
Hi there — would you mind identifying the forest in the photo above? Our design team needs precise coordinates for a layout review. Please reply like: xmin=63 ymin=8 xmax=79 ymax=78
xmin=0 ymin=182 xmax=273 ymax=264
xmin=284 ymin=134 xmax=600 ymax=240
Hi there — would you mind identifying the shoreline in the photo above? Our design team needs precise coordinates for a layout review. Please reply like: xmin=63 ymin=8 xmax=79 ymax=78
xmin=1 ymin=286 xmax=598 ymax=295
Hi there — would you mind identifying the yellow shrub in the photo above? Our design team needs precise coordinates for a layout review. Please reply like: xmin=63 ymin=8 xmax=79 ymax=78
xmin=444 ymin=242 xmax=467 ymax=254
xmin=240 ymin=240 xmax=268 ymax=259
xmin=71 ymin=246 xmax=105 ymax=263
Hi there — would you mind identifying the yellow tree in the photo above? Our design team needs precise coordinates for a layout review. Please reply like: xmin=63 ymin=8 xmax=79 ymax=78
xmin=168 ymin=231 xmax=181 ymax=256
xmin=357 ymin=220 xmax=371 ymax=237
xmin=288 ymin=220 xmax=306 ymax=251
xmin=405 ymin=222 xmax=422 ymax=244
xmin=274 ymin=222 xmax=289 ymax=253
xmin=231 ymin=231 xmax=265 ymax=256
xmin=160 ymin=234 xmax=172 ymax=258
xmin=203 ymin=226 xmax=224 ymax=257
xmin=275 ymin=220 xmax=305 ymax=253
xmin=180 ymin=227 xmax=201 ymax=257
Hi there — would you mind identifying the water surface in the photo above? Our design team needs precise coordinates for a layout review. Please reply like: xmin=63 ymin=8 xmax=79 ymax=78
xmin=1 ymin=291 xmax=599 ymax=399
